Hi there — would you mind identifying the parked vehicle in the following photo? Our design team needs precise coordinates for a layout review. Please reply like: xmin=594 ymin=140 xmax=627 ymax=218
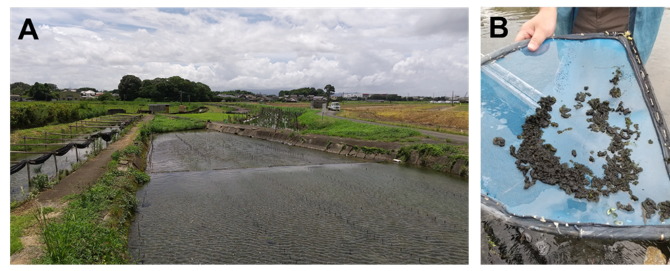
xmin=327 ymin=102 xmax=340 ymax=111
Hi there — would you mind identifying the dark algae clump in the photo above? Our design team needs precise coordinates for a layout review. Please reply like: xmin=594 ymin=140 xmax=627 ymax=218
xmin=493 ymin=137 xmax=505 ymax=147
xmin=609 ymin=67 xmax=623 ymax=98
xmin=610 ymin=87 xmax=621 ymax=98
xmin=615 ymin=101 xmax=631 ymax=115
xmin=575 ymin=92 xmax=591 ymax=103
xmin=648 ymin=139 xmax=653 ymax=144
xmin=557 ymin=127 xmax=572 ymax=134
xmin=658 ymin=201 xmax=670 ymax=222
xmin=510 ymin=92 xmax=644 ymax=204
xmin=585 ymin=98 xmax=610 ymax=133
xmin=642 ymin=198 xmax=657 ymax=219
xmin=511 ymin=96 xmax=599 ymax=200
xmin=559 ymin=105 xmax=572 ymax=118
xmin=616 ymin=201 xmax=634 ymax=212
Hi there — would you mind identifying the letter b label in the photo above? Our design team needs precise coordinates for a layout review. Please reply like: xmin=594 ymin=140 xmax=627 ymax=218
xmin=490 ymin=17 xmax=508 ymax=38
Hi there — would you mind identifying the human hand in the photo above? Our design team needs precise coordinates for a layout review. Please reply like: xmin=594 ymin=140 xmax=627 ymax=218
xmin=515 ymin=8 xmax=557 ymax=51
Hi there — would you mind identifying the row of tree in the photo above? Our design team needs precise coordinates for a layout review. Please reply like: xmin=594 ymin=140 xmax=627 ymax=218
xmin=118 ymin=75 xmax=221 ymax=102
xmin=278 ymin=84 xmax=335 ymax=103
xmin=10 ymin=81 xmax=115 ymax=101
xmin=218 ymin=90 xmax=255 ymax=96
xmin=278 ymin=87 xmax=327 ymax=97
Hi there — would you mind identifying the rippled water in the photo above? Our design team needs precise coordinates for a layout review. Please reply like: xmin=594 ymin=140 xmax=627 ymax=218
xmin=130 ymin=131 xmax=468 ymax=264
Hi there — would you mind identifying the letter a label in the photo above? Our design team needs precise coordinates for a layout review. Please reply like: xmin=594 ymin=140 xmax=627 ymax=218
xmin=19 ymin=18 xmax=39 ymax=40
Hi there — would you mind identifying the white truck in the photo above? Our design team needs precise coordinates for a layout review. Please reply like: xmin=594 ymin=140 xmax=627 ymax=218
xmin=327 ymin=102 xmax=341 ymax=111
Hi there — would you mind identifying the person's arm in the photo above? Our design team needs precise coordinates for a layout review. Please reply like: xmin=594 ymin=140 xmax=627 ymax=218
xmin=514 ymin=7 xmax=557 ymax=51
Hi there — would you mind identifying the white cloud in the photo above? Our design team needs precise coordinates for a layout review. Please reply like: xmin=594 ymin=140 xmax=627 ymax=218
xmin=10 ymin=8 xmax=468 ymax=96
xmin=82 ymin=19 xmax=105 ymax=29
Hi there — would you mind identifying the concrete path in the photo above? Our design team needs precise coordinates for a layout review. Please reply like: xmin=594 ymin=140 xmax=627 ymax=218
xmin=323 ymin=110 xmax=469 ymax=144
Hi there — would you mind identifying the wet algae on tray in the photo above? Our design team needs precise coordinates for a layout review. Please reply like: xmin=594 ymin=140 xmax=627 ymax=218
xmin=494 ymin=67 xmax=670 ymax=222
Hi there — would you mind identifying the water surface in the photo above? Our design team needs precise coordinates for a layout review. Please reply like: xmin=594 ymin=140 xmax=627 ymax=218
xmin=130 ymin=131 xmax=468 ymax=264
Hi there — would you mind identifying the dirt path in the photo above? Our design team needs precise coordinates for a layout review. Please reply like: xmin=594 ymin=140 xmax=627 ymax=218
xmin=12 ymin=114 xmax=154 ymax=212
xmin=10 ymin=114 xmax=153 ymax=264
xmin=323 ymin=110 xmax=468 ymax=144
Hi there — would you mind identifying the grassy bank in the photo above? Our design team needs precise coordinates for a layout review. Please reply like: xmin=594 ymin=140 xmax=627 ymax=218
xmin=299 ymin=110 xmax=423 ymax=142
xmin=29 ymin=119 xmax=154 ymax=264
xmin=178 ymin=105 xmax=232 ymax=122
xmin=147 ymin=115 xmax=207 ymax=133
xmin=396 ymin=143 xmax=469 ymax=176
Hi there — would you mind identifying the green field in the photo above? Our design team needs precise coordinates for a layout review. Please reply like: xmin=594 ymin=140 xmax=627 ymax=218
xmin=298 ymin=110 xmax=423 ymax=142
xmin=146 ymin=115 xmax=207 ymax=133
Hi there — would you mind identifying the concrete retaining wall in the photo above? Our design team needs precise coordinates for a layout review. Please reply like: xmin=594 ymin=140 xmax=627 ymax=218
xmin=206 ymin=122 xmax=467 ymax=177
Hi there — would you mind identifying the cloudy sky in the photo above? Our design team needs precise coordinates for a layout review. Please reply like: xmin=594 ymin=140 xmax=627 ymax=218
xmin=10 ymin=8 xmax=468 ymax=96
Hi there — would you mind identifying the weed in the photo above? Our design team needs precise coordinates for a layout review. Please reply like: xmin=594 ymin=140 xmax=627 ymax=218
xmin=10 ymin=213 xmax=35 ymax=255
xmin=111 ymin=150 xmax=121 ymax=161
xmin=30 ymin=174 xmax=51 ymax=192
xmin=459 ymin=165 xmax=469 ymax=177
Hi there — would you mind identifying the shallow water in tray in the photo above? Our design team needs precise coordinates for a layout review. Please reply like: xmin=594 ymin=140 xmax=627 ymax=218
xmin=130 ymin=131 xmax=468 ymax=264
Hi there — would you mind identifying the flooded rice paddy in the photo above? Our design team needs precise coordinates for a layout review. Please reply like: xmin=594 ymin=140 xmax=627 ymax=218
xmin=129 ymin=130 xmax=468 ymax=264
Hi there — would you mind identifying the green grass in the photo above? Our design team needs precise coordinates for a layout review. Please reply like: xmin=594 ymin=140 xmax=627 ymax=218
xmin=298 ymin=110 xmax=422 ymax=142
xmin=334 ymin=112 xmax=469 ymax=137
xmin=10 ymin=214 xmax=34 ymax=255
xmin=146 ymin=115 xmax=207 ymax=133
xmin=451 ymin=104 xmax=469 ymax=112
xmin=396 ymin=143 xmax=468 ymax=162
xmin=34 ymin=129 xmax=151 ymax=264
xmin=179 ymin=108 xmax=231 ymax=122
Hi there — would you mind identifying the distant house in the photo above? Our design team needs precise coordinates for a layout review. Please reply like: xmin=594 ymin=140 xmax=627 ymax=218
xmin=218 ymin=94 xmax=236 ymax=98
xmin=81 ymin=90 xmax=96 ymax=99
xmin=59 ymin=91 xmax=81 ymax=101
xmin=10 ymin=95 xmax=22 ymax=102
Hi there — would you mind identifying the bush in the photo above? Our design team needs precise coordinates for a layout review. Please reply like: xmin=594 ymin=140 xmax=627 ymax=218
xmin=129 ymin=168 xmax=150 ymax=185
xmin=111 ymin=150 xmax=121 ymax=161
xmin=122 ymin=145 xmax=141 ymax=157
xmin=30 ymin=174 xmax=51 ymax=192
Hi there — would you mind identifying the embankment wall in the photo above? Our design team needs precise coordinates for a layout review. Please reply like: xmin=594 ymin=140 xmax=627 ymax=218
xmin=206 ymin=122 xmax=468 ymax=177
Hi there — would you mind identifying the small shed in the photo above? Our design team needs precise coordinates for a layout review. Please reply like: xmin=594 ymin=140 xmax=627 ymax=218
xmin=148 ymin=104 xmax=170 ymax=114
xmin=311 ymin=100 xmax=327 ymax=109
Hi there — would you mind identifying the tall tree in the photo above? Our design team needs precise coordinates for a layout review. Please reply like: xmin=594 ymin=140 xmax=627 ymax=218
xmin=118 ymin=75 xmax=142 ymax=101
xmin=27 ymin=82 xmax=53 ymax=101
xmin=324 ymin=84 xmax=335 ymax=104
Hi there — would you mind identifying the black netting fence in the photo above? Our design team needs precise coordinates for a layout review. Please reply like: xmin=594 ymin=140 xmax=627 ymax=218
xmin=10 ymin=114 xmax=143 ymax=175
